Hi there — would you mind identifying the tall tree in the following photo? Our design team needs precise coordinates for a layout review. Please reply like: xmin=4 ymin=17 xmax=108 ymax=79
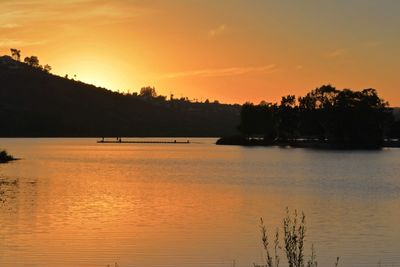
xmin=278 ymin=95 xmax=298 ymax=141
xmin=10 ymin=48 xmax=21 ymax=61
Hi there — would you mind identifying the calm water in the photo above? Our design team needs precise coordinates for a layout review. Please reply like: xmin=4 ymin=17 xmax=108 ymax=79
xmin=0 ymin=138 xmax=400 ymax=267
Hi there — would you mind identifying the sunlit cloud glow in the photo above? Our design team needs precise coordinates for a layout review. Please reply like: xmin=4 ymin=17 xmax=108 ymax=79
xmin=0 ymin=23 xmax=20 ymax=29
xmin=160 ymin=65 xmax=277 ymax=79
xmin=0 ymin=0 xmax=155 ymax=25
xmin=0 ymin=39 xmax=47 ymax=48
xmin=209 ymin=24 xmax=227 ymax=37
xmin=0 ymin=1 xmax=399 ymax=105
xmin=364 ymin=41 xmax=382 ymax=47
xmin=325 ymin=48 xmax=347 ymax=58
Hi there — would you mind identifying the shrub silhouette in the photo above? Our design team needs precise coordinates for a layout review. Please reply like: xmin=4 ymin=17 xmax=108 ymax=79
xmin=257 ymin=208 xmax=339 ymax=267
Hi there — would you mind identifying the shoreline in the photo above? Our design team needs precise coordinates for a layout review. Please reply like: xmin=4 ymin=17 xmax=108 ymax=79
xmin=216 ymin=136 xmax=400 ymax=150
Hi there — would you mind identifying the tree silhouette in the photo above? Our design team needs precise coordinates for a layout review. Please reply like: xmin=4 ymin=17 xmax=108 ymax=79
xmin=24 ymin=56 xmax=40 ymax=68
xmin=10 ymin=48 xmax=21 ymax=61
xmin=140 ymin=86 xmax=157 ymax=98
xmin=237 ymin=85 xmax=391 ymax=148
xmin=239 ymin=102 xmax=278 ymax=141
xmin=43 ymin=64 xmax=52 ymax=73
xmin=278 ymin=95 xmax=298 ymax=141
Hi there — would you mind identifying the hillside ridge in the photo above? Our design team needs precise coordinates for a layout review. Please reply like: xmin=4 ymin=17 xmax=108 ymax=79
xmin=0 ymin=56 xmax=240 ymax=137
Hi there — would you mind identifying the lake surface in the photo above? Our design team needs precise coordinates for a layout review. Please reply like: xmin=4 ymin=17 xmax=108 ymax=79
xmin=0 ymin=138 xmax=400 ymax=267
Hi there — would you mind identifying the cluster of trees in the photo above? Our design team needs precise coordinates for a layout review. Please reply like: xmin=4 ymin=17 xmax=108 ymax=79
xmin=10 ymin=48 xmax=52 ymax=73
xmin=122 ymin=86 xmax=223 ymax=106
xmin=238 ymin=85 xmax=394 ymax=148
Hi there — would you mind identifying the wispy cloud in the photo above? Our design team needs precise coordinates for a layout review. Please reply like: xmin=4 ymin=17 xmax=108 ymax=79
xmin=160 ymin=65 xmax=277 ymax=79
xmin=0 ymin=38 xmax=47 ymax=48
xmin=325 ymin=48 xmax=346 ymax=58
xmin=0 ymin=23 xmax=20 ymax=29
xmin=365 ymin=40 xmax=382 ymax=47
xmin=0 ymin=0 xmax=155 ymax=26
xmin=209 ymin=24 xmax=227 ymax=37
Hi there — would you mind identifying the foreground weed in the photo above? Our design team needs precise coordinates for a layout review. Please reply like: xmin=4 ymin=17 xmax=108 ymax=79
xmin=257 ymin=208 xmax=339 ymax=267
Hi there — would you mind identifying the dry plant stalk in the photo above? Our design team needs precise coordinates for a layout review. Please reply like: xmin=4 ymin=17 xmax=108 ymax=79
xmin=258 ymin=208 xmax=339 ymax=267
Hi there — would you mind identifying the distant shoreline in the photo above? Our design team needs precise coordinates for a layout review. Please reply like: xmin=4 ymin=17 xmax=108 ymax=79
xmin=0 ymin=136 xmax=222 ymax=138
xmin=216 ymin=136 xmax=400 ymax=149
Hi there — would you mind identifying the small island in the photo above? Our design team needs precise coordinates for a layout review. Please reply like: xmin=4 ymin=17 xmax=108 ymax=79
xmin=217 ymin=85 xmax=400 ymax=149
xmin=0 ymin=150 xmax=17 ymax=163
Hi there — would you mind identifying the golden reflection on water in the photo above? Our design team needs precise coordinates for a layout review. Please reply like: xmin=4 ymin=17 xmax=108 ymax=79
xmin=0 ymin=138 xmax=400 ymax=267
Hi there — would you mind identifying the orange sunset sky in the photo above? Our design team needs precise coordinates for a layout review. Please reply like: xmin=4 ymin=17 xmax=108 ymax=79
xmin=1 ymin=0 xmax=399 ymax=105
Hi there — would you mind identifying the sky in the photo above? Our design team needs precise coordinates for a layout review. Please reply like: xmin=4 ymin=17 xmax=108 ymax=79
xmin=1 ymin=0 xmax=399 ymax=105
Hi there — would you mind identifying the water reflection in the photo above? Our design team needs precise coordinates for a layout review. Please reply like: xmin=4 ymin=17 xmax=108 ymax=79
xmin=0 ymin=178 xmax=19 ymax=207
xmin=0 ymin=138 xmax=399 ymax=267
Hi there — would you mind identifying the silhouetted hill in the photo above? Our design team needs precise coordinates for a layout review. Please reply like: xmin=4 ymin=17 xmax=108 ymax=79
xmin=0 ymin=56 xmax=240 ymax=137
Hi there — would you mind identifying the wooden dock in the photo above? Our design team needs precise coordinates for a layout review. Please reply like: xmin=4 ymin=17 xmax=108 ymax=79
xmin=97 ymin=139 xmax=190 ymax=144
